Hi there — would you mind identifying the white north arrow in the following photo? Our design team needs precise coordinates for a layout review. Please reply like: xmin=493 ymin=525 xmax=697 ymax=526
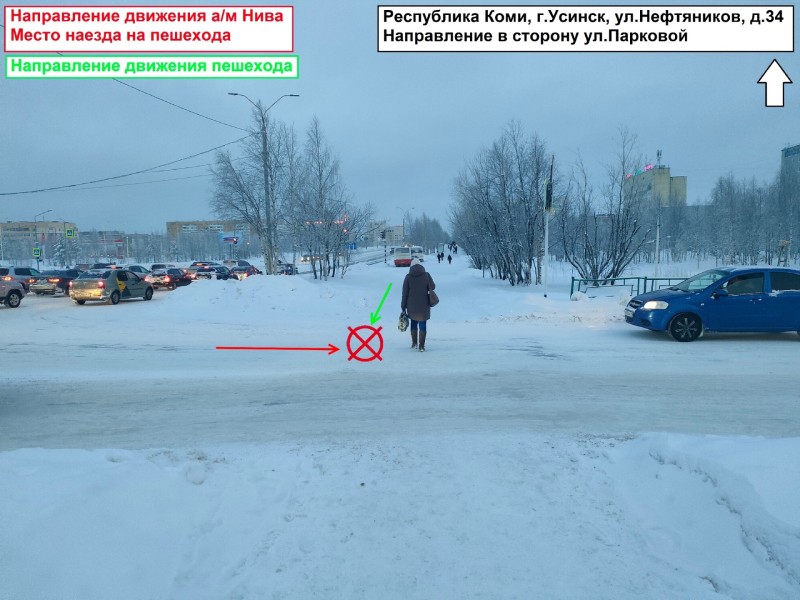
xmin=758 ymin=59 xmax=792 ymax=107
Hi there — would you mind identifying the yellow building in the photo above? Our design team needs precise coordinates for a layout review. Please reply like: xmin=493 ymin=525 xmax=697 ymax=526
xmin=0 ymin=219 xmax=78 ymax=242
xmin=625 ymin=164 xmax=687 ymax=207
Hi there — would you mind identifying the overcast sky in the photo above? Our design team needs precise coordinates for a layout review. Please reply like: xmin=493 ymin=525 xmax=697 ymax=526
xmin=1 ymin=0 xmax=798 ymax=233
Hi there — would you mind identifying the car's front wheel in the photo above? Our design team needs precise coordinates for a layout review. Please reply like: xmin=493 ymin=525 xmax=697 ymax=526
xmin=4 ymin=290 xmax=22 ymax=308
xmin=144 ymin=287 xmax=153 ymax=301
xmin=669 ymin=313 xmax=702 ymax=342
xmin=74 ymin=299 xmax=86 ymax=305
xmin=110 ymin=291 xmax=120 ymax=305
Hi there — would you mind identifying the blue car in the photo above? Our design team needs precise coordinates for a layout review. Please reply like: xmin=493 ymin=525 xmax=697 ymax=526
xmin=624 ymin=267 xmax=800 ymax=341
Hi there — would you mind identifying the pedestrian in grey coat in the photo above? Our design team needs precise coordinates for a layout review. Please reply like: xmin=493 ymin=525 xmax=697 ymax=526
xmin=401 ymin=258 xmax=435 ymax=352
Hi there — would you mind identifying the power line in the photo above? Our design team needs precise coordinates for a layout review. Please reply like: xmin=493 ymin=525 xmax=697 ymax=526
xmin=46 ymin=173 xmax=211 ymax=192
xmin=1 ymin=22 xmax=248 ymax=133
xmin=111 ymin=79 xmax=249 ymax=132
xmin=0 ymin=135 xmax=251 ymax=196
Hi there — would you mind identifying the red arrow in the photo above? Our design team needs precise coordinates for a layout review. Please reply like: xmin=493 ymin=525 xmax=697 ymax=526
xmin=216 ymin=344 xmax=339 ymax=355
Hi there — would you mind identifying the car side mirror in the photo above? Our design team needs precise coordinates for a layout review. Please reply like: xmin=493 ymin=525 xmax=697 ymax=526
xmin=712 ymin=288 xmax=729 ymax=299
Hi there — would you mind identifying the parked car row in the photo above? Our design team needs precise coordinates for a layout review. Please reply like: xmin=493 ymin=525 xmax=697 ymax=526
xmin=2 ymin=259 xmax=297 ymax=309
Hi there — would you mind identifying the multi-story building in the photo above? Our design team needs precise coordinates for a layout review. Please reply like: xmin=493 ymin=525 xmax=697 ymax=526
xmin=366 ymin=221 xmax=404 ymax=247
xmin=0 ymin=220 xmax=79 ymax=264
xmin=0 ymin=219 xmax=78 ymax=242
xmin=624 ymin=155 xmax=687 ymax=207
xmin=167 ymin=220 xmax=255 ymax=260
xmin=626 ymin=165 xmax=687 ymax=207
xmin=781 ymin=143 xmax=800 ymax=172
xmin=166 ymin=220 xmax=250 ymax=239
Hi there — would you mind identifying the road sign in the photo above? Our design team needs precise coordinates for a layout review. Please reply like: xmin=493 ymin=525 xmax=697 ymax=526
xmin=32 ymin=247 xmax=41 ymax=258
xmin=66 ymin=228 xmax=75 ymax=238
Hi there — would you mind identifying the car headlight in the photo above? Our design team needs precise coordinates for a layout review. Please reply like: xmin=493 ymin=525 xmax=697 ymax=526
xmin=642 ymin=300 xmax=669 ymax=310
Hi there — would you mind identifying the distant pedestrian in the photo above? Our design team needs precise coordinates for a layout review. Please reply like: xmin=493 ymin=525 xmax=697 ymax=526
xmin=447 ymin=254 xmax=452 ymax=264
xmin=401 ymin=258 xmax=436 ymax=352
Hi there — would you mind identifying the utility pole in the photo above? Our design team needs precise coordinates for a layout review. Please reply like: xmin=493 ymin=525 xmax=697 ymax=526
xmin=228 ymin=93 xmax=299 ymax=274
xmin=543 ymin=155 xmax=554 ymax=297
xmin=654 ymin=206 xmax=661 ymax=278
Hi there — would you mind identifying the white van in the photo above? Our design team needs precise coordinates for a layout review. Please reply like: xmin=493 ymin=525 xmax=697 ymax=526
xmin=411 ymin=246 xmax=424 ymax=261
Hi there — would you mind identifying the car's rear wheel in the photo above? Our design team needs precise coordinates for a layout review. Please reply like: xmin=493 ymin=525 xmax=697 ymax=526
xmin=4 ymin=290 xmax=22 ymax=308
xmin=110 ymin=291 xmax=120 ymax=305
xmin=144 ymin=287 xmax=153 ymax=301
xmin=669 ymin=313 xmax=702 ymax=342
xmin=75 ymin=299 xmax=85 ymax=305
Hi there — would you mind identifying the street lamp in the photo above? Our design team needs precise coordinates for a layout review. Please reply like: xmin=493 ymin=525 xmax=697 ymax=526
xmin=228 ymin=92 xmax=299 ymax=274
xmin=33 ymin=209 xmax=52 ymax=269
xmin=396 ymin=206 xmax=415 ymax=244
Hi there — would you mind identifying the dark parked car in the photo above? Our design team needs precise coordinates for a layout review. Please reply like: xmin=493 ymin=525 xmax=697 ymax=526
xmin=277 ymin=264 xmax=296 ymax=275
xmin=147 ymin=268 xmax=192 ymax=290
xmin=29 ymin=269 xmax=82 ymax=295
xmin=625 ymin=267 xmax=800 ymax=341
xmin=213 ymin=266 xmax=232 ymax=280
xmin=230 ymin=266 xmax=260 ymax=280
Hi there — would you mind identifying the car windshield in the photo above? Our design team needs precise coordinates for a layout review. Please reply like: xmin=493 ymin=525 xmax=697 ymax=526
xmin=671 ymin=269 xmax=730 ymax=292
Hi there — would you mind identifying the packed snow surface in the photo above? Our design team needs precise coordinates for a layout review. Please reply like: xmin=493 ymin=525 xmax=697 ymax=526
xmin=2 ymin=256 xmax=799 ymax=599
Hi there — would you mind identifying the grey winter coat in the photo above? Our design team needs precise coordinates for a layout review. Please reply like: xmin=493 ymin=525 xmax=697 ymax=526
xmin=401 ymin=264 xmax=436 ymax=322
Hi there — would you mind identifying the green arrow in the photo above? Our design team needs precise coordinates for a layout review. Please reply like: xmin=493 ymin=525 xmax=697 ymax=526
xmin=370 ymin=282 xmax=393 ymax=325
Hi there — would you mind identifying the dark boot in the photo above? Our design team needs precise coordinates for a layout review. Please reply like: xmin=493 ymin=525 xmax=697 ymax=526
xmin=419 ymin=331 xmax=426 ymax=352
xmin=411 ymin=329 xmax=418 ymax=349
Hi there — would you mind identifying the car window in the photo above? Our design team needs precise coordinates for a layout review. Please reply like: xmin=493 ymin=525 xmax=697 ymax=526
xmin=770 ymin=272 xmax=800 ymax=292
xmin=128 ymin=272 xmax=141 ymax=282
xmin=673 ymin=269 xmax=729 ymax=292
xmin=722 ymin=273 xmax=764 ymax=295
xmin=117 ymin=271 xmax=128 ymax=282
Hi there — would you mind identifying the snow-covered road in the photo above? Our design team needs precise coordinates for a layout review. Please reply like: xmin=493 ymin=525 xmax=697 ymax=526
xmin=3 ymin=315 xmax=799 ymax=450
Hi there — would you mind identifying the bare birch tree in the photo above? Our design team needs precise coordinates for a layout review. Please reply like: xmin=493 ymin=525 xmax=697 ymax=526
xmin=291 ymin=117 xmax=373 ymax=280
xmin=210 ymin=103 xmax=287 ymax=273
xmin=558 ymin=129 xmax=650 ymax=281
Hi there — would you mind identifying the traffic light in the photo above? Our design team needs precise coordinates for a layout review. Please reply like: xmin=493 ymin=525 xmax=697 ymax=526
xmin=380 ymin=229 xmax=386 ymax=240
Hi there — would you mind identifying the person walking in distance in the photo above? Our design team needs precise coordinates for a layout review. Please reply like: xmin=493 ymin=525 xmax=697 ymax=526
xmin=401 ymin=258 xmax=436 ymax=352
xmin=447 ymin=254 xmax=452 ymax=265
